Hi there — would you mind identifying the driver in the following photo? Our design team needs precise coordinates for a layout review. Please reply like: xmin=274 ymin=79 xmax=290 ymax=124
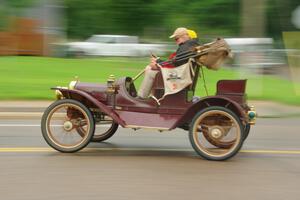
xmin=137 ymin=27 xmax=199 ymax=99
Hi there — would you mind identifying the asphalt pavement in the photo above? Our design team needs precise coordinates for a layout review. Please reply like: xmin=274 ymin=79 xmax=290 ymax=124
xmin=0 ymin=118 xmax=300 ymax=200
xmin=0 ymin=100 xmax=300 ymax=200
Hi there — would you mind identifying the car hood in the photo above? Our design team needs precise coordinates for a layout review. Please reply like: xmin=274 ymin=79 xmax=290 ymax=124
xmin=75 ymin=82 xmax=107 ymax=93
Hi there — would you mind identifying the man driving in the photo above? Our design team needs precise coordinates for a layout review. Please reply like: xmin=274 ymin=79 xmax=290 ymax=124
xmin=137 ymin=27 xmax=199 ymax=99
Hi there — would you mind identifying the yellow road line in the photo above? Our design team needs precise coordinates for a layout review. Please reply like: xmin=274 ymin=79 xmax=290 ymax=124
xmin=0 ymin=147 xmax=300 ymax=155
xmin=240 ymin=149 xmax=300 ymax=154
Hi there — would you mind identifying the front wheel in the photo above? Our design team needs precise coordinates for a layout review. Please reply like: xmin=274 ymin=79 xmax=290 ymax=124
xmin=41 ymin=99 xmax=95 ymax=153
xmin=189 ymin=106 xmax=244 ymax=161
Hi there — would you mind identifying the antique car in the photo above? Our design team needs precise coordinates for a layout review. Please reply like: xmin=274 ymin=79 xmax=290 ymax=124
xmin=41 ymin=38 xmax=256 ymax=161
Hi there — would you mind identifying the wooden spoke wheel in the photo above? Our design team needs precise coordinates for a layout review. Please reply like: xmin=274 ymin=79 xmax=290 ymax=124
xmin=41 ymin=99 xmax=95 ymax=153
xmin=189 ymin=106 xmax=244 ymax=161
xmin=77 ymin=115 xmax=118 ymax=142
xmin=202 ymin=122 xmax=251 ymax=149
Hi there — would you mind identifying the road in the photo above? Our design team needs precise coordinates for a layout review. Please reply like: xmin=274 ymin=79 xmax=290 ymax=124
xmin=0 ymin=118 xmax=299 ymax=200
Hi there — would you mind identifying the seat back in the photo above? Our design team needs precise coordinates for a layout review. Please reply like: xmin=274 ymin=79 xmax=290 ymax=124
xmin=151 ymin=62 xmax=201 ymax=100
xmin=151 ymin=71 xmax=164 ymax=99
xmin=216 ymin=79 xmax=247 ymax=105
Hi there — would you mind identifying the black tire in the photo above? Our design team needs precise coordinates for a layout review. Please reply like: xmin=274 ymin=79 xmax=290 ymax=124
xmin=243 ymin=124 xmax=251 ymax=141
xmin=91 ymin=121 xmax=119 ymax=142
xmin=189 ymin=106 xmax=244 ymax=161
xmin=77 ymin=118 xmax=119 ymax=142
xmin=41 ymin=99 xmax=95 ymax=153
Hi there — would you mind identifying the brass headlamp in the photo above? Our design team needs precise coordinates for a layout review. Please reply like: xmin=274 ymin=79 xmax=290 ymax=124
xmin=247 ymin=106 xmax=257 ymax=125
xmin=69 ymin=76 xmax=79 ymax=90
xmin=106 ymin=74 xmax=116 ymax=94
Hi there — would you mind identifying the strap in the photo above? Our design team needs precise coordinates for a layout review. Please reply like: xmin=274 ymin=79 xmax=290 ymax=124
xmin=200 ymin=66 xmax=209 ymax=96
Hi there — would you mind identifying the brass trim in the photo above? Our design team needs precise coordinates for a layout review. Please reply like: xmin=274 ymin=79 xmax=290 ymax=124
xmin=115 ymin=106 xmax=122 ymax=110
xmin=56 ymin=86 xmax=68 ymax=89
xmin=69 ymin=80 xmax=78 ymax=90
xmin=247 ymin=105 xmax=257 ymax=125
xmin=55 ymin=90 xmax=64 ymax=100
xmin=106 ymin=74 xmax=116 ymax=94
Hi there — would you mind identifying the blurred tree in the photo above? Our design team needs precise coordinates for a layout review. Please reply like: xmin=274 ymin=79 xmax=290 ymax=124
xmin=266 ymin=0 xmax=300 ymax=41
xmin=1 ymin=0 xmax=298 ymax=42
xmin=4 ymin=0 xmax=37 ymax=17
xmin=64 ymin=0 xmax=241 ymax=40
xmin=241 ymin=0 xmax=267 ymax=37
xmin=187 ymin=0 xmax=241 ymax=38
xmin=65 ymin=0 xmax=154 ymax=38
xmin=0 ymin=0 xmax=37 ymax=30
xmin=64 ymin=0 xmax=299 ymax=42
xmin=6 ymin=0 xmax=36 ymax=8
xmin=0 ymin=2 xmax=8 ymax=30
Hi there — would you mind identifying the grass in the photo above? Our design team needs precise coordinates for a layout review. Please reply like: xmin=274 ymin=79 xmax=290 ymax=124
xmin=0 ymin=56 xmax=147 ymax=100
xmin=0 ymin=56 xmax=299 ymax=105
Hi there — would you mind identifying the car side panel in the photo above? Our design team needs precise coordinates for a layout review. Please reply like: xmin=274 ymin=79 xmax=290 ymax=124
xmin=53 ymin=88 xmax=126 ymax=127
xmin=171 ymin=96 xmax=248 ymax=129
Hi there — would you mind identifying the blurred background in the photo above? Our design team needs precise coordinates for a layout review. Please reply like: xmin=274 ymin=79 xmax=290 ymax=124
xmin=0 ymin=0 xmax=299 ymax=105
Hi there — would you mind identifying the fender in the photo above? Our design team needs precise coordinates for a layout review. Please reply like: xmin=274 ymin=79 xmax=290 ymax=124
xmin=172 ymin=95 xmax=248 ymax=129
xmin=52 ymin=87 xmax=126 ymax=127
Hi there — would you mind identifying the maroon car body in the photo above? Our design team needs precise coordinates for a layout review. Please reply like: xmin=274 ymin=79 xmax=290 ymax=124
xmin=41 ymin=40 xmax=256 ymax=161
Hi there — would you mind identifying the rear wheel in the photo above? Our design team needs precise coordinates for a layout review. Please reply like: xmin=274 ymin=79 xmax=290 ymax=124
xmin=189 ymin=106 xmax=244 ymax=161
xmin=203 ymin=123 xmax=250 ymax=148
xmin=77 ymin=115 xmax=118 ymax=142
xmin=41 ymin=99 xmax=95 ymax=153
xmin=243 ymin=124 xmax=251 ymax=141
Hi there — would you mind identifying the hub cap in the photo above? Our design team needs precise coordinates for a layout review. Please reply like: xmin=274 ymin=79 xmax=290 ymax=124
xmin=209 ymin=126 xmax=224 ymax=139
xmin=63 ymin=121 xmax=73 ymax=131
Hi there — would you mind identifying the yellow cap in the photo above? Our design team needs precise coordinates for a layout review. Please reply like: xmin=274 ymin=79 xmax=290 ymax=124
xmin=187 ymin=29 xmax=198 ymax=39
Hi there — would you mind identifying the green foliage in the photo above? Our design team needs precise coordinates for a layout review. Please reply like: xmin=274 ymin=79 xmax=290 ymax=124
xmin=63 ymin=0 xmax=299 ymax=42
xmin=64 ymin=0 xmax=241 ymax=40
xmin=5 ymin=0 xmax=36 ymax=8
xmin=0 ymin=6 xmax=8 ymax=30
xmin=1 ymin=0 xmax=299 ymax=41
xmin=266 ymin=0 xmax=300 ymax=41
